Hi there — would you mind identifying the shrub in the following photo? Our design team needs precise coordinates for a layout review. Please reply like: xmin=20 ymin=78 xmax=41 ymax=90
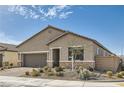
xmin=54 ymin=67 xmax=63 ymax=72
xmin=106 ymin=71 xmax=113 ymax=78
xmin=119 ymin=71 xmax=124 ymax=76
xmin=43 ymin=66 xmax=49 ymax=72
xmin=75 ymin=66 xmax=84 ymax=74
xmin=90 ymin=72 xmax=97 ymax=77
xmin=115 ymin=73 xmax=123 ymax=78
xmin=7 ymin=66 xmax=11 ymax=69
xmin=4 ymin=62 xmax=9 ymax=66
xmin=25 ymin=71 xmax=30 ymax=76
xmin=56 ymin=72 xmax=64 ymax=77
xmin=75 ymin=66 xmax=79 ymax=70
xmin=88 ymin=66 xmax=94 ymax=72
xmin=76 ymin=69 xmax=80 ymax=74
xmin=78 ymin=66 xmax=83 ymax=70
xmin=61 ymin=66 xmax=65 ymax=69
xmin=47 ymin=71 xmax=55 ymax=76
xmin=47 ymin=68 xmax=52 ymax=72
xmin=10 ymin=63 xmax=13 ymax=67
xmin=0 ymin=67 xmax=4 ymax=70
xmin=31 ymin=69 xmax=40 ymax=77
xmin=80 ymin=69 xmax=90 ymax=80
xmin=39 ymin=68 xmax=44 ymax=73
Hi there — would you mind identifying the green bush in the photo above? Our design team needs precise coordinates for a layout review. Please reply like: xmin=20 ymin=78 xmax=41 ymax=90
xmin=80 ymin=69 xmax=90 ymax=80
xmin=56 ymin=72 xmax=64 ymax=77
xmin=106 ymin=71 xmax=113 ymax=78
xmin=25 ymin=71 xmax=30 ymax=76
xmin=31 ymin=69 xmax=40 ymax=77
xmin=115 ymin=73 xmax=123 ymax=78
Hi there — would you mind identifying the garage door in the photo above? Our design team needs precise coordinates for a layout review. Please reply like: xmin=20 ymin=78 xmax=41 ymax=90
xmin=23 ymin=53 xmax=47 ymax=67
xmin=0 ymin=54 xmax=2 ymax=67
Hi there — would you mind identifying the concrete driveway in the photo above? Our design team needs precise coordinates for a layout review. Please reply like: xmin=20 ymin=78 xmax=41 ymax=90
xmin=0 ymin=76 xmax=121 ymax=87
xmin=0 ymin=67 xmax=33 ymax=76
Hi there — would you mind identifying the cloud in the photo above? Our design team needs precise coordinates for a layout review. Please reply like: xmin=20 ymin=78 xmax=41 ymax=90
xmin=8 ymin=5 xmax=73 ymax=20
xmin=59 ymin=11 xmax=73 ymax=19
xmin=0 ymin=31 xmax=21 ymax=45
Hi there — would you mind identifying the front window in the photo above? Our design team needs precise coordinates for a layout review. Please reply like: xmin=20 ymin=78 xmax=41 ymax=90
xmin=68 ymin=47 xmax=84 ymax=61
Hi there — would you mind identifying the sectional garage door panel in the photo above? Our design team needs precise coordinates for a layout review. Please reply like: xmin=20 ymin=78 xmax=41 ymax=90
xmin=0 ymin=54 xmax=2 ymax=67
xmin=23 ymin=53 xmax=47 ymax=67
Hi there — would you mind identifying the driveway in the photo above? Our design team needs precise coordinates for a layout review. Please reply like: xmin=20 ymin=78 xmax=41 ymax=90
xmin=0 ymin=67 xmax=33 ymax=76
xmin=0 ymin=76 xmax=121 ymax=87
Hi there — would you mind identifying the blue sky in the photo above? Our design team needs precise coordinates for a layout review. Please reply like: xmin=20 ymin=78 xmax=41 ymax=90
xmin=0 ymin=5 xmax=124 ymax=55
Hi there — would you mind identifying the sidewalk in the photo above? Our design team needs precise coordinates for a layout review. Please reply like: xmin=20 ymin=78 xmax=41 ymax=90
xmin=0 ymin=76 xmax=121 ymax=87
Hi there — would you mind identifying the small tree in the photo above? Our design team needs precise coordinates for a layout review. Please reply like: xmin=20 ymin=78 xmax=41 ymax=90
xmin=70 ymin=47 xmax=83 ymax=71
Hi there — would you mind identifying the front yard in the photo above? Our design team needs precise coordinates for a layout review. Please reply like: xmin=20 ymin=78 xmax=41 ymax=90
xmin=0 ymin=66 xmax=124 ymax=82
xmin=19 ymin=66 xmax=124 ymax=81
xmin=0 ymin=67 xmax=122 ymax=87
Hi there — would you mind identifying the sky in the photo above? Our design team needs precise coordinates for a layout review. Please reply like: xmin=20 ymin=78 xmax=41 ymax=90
xmin=0 ymin=5 xmax=124 ymax=55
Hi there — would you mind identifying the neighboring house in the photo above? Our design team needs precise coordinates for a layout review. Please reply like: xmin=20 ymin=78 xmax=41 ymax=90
xmin=17 ymin=25 xmax=121 ymax=72
xmin=0 ymin=43 xmax=18 ymax=67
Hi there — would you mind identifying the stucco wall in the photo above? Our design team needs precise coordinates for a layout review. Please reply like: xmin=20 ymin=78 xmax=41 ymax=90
xmin=95 ymin=56 xmax=121 ymax=72
xmin=18 ymin=28 xmax=64 ymax=52
xmin=48 ymin=33 xmax=95 ymax=62
xmin=3 ymin=51 xmax=18 ymax=67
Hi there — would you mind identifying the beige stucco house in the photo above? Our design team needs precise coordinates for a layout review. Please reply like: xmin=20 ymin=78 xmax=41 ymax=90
xmin=17 ymin=25 xmax=121 ymax=72
xmin=0 ymin=43 xmax=18 ymax=67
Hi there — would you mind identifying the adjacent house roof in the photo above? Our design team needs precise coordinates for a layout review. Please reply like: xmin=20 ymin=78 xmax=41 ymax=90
xmin=17 ymin=25 xmax=115 ymax=55
xmin=0 ymin=43 xmax=18 ymax=52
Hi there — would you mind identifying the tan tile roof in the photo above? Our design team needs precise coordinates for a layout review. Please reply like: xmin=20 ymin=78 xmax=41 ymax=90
xmin=0 ymin=43 xmax=18 ymax=52
xmin=46 ymin=26 xmax=115 ymax=55
xmin=17 ymin=25 xmax=115 ymax=55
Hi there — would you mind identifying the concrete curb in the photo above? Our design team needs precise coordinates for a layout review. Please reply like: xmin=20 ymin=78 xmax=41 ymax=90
xmin=85 ymin=79 xmax=124 ymax=82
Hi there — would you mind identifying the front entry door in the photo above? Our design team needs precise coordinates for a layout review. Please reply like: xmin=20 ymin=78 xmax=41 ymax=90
xmin=52 ymin=49 xmax=60 ymax=67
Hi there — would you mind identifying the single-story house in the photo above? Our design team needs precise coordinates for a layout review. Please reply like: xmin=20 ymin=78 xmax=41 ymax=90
xmin=17 ymin=25 xmax=121 ymax=72
xmin=0 ymin=43 xmax=19 ymax=67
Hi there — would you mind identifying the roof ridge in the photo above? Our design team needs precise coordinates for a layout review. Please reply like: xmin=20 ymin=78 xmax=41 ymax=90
xmin=17 ymin=25 xmax=66 ymax=47
xmin=47 ymin=32 xmax=69 ymax=45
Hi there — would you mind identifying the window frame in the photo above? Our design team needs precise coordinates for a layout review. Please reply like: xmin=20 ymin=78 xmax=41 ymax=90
xmin=68 ymin=47 xmax=84 ymax=61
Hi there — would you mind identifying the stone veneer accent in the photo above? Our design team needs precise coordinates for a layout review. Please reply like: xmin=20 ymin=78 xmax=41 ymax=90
xmin=47 ymin=62 xmax=95 ymax=69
